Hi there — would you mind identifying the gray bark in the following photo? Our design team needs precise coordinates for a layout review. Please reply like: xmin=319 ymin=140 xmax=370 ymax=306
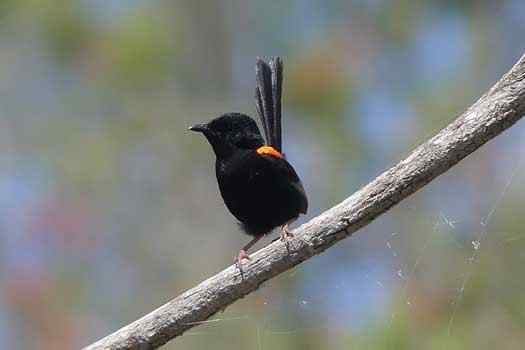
xmin=84 ymin=53 xmax=525 ymax=350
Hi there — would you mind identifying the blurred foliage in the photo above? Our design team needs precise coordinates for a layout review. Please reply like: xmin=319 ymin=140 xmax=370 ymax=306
xmin=96 ymin=6 xmax=180 ymax=89
xmin=0 ymin=0 xmax=524 ymax=349
xmin=38 ymin=0 xmax=92 ymax=63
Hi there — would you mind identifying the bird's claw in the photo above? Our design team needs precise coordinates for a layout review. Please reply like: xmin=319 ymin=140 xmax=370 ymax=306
xmin=280 ymin=224 xmax=294 ymax=241
xmin=235 ymin=249 xmax=251 ymax=267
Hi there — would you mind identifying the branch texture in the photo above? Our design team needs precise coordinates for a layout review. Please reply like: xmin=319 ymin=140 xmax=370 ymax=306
xmin=85 ymin=54 xmax=525 ymax=350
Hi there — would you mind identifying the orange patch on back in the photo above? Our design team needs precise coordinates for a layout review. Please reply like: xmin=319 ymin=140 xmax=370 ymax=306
xmin=256 ymin=146 xmax=283 ymax=158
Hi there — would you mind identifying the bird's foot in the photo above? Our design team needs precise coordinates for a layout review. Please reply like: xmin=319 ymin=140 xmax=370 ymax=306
xmin=277 ymin=220 xmax=313 ymax=249
xmin=280 ymin=223 xmax=295 ymax=241
xmin=235 ymin=249 xmax=251 ymax=266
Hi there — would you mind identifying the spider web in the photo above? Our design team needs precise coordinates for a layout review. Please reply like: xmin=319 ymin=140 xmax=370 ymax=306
xmin=176 ymin=140 xmax=524 ymax=350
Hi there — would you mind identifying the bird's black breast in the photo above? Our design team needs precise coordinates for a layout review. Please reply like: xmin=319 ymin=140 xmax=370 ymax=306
xmin=216 ymin=150 xmax=307 ymax=236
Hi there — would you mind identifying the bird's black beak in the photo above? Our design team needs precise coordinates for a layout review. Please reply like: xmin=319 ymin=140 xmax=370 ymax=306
xmin=188 ymin=123 xmax=208 ymax=133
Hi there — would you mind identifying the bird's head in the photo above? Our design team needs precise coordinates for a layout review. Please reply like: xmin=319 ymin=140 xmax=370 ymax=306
xmin=189 ymin=113 xmax=264 ymax=158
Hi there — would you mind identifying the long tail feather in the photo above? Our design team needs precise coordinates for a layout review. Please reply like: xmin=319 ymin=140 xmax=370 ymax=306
xmin=255 ymin=58 xmax=274 ymax=147
xmin=255 ymin=86 xmax=266 ymax=138
xmin=269 ymin=57 xmax=283 ymax=152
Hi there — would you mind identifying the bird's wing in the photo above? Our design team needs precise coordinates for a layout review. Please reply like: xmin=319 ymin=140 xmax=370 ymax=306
xmin=255 ymin=57 xmax=283 ymax=152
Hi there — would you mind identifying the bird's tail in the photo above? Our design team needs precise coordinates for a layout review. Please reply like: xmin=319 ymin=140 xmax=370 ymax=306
xmin=255 ymin=57 xmax=283 ymax=152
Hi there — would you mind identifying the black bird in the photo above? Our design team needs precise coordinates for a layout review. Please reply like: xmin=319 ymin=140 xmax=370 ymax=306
xmin=189 ymin=57 xmax=308 ymax=264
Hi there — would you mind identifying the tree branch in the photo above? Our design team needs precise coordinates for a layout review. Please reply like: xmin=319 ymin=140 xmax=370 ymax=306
xmin=84 ymin=54 xmax=525 ymax=350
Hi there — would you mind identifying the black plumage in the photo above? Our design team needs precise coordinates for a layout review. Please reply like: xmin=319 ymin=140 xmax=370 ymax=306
xmin=190 ymin=57 xmax=307 ymax=264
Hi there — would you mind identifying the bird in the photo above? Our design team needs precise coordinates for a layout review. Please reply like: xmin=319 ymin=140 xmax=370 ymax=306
xmin=189 ymin=57 xmax=308 ymax=265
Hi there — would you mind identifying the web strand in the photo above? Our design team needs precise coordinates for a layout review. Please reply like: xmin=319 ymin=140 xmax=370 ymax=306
xmin=447 ymin=155 xmax=523 ymax=335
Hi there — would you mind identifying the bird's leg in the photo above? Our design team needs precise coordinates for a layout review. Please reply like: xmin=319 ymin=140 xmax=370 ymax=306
xmin=236 ymin=235 xmax=264 ymax=266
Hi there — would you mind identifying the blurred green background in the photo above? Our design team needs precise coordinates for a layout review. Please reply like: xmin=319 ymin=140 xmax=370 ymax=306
xmin=1 ymin=1 xmax=524 ymax=349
